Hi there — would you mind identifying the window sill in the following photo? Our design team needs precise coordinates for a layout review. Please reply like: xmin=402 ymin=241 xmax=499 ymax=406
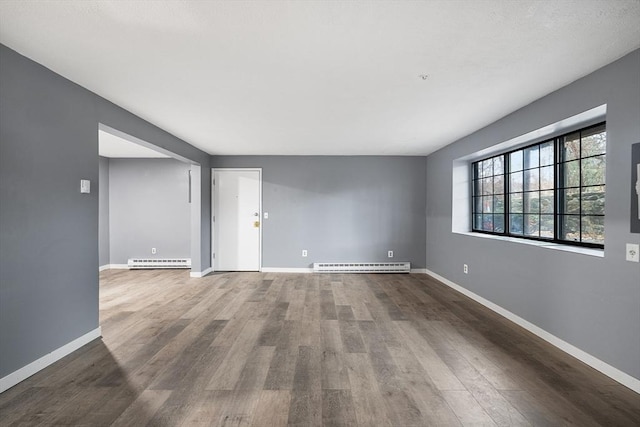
xmin=455 ymin=231 xmax=604 ymax=258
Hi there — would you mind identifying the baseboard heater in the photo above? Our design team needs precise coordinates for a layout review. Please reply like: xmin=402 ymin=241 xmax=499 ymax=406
xmin=127 ymin=258 xmax=191 ymax=269
xmin=313 ymin=262 xmax=411 ymax=273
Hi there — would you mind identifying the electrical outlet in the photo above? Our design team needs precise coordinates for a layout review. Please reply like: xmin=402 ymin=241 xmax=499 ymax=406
xmin=626 ymin=243 xmax=639 ymax=262
xmin=302 ymin=249 xmax=308 ymax=257
xmin=151 ymin=248 xmax=157 ymax=255
xmin=463 ymin=264 xmax=468 ymax=274
xmin=388 ymin=250 xmax=393 ymax=258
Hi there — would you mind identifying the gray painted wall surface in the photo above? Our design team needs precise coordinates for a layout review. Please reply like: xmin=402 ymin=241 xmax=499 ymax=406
xmin=425 ymin=49 xmax=640 ymax=380
xmin=99 ymin=156 xmax=110 ymax=267
xmin=108 ymin=159 xmax=191 ymax=264
xmin=211 ymin=156 xmax=427 ymax=268
xmin=0 ymin=44 xmax=210 ymax=378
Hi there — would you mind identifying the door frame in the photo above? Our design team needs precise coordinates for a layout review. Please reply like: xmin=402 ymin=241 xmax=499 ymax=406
xmin=211 ymin=168 xmax=263 ymax=272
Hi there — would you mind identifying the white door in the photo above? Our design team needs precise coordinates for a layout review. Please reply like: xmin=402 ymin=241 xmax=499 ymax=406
xmin=213 ymin=169 xmax=261 ymax=271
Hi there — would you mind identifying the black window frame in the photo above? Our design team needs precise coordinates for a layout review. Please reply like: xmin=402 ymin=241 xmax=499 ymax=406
xmin=471 ymin=122 xmax=606 ymax=249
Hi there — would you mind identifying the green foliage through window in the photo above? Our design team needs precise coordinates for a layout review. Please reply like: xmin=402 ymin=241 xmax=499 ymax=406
xmin=471 ymin=123 xmax=606 ymax=248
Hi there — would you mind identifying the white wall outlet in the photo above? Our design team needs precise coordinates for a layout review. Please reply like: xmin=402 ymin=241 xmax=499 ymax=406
xmin=80 ymin=179 xmax=90 ymax=194
xmin=151 ymin=248 xmax=157 ymax=255
xmin=626 ymin=243 xmax=639 ymax=262
xmin=388 ymin=250 xmax=394 ymax=258
xmin=302 ymin=249 xmax=308 ymax=257
xmin=463 ymin=264 xmax=469 ymax=274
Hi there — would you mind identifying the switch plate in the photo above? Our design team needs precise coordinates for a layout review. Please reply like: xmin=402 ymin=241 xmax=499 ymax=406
xmin=388 ymin=251 xmax=393 ymax=258
xmin=264 ymin=212 xmax=269 ymax=219
xmin=626 ymin=243 xmax=639 ymax=262
xmin=302 ymin=250 xmax=308 ymax=257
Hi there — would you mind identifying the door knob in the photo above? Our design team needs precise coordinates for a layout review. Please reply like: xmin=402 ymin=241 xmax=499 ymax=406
xmin=253 ymin=212 xmax=259 ymax=217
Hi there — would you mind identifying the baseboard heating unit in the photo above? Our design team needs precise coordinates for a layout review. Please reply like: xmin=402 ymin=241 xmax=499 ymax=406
xmin=127 ymin=258 xmax=191 ymax=269
xmin=313 ymin=262 xmax=410 ymax=273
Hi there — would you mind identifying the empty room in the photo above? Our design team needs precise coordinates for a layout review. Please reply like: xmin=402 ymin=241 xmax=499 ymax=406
xmin=1 ymin=1 xmax=639 ymax=426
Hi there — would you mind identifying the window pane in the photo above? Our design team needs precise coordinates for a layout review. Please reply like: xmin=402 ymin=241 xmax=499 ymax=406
xmin=510 ymin=151 xmax=523 ymax=172
xmin=524 ymin=192 xmax=539 ymax=213
xmin=563 ymin=160 xmax=580 ymax=188
xmin=524 ymin=146 xmax=539 ymax=169
xmin=509 ymin=172 xmax=523 ymax=192
xmin=473 ymin=162 xmax=480 ymax=179
xmin=540 ymin=141 xmax=554 ymax=166
xmin=561 ymin=215 xmax=580 ymax=242
xmin=525 ymin=214 xmax=539 ymax=236
xmin=510 ymin=193 xmax=523 ymax=213
xmin=473 ymin=179 xmax=481 ymax=197
xmin=494 ymin=214 xmax=505 ymax=233
xmin=482 ymin=177 xmax=493 ymax=195
xmin=582 ymin=155 xmax=606 ymax=186
xmin=582 ymin=216 xmax=604 ymax=244
xmin=494 ymin=175 xmax=504 ymax=194
xmin=540 ymin=214 xmax=554 ymax=238
xmin=493 ymin=156 xmax=504 ymax=175
xmin=562 ymin=132 xmax=580 ymax=162
xmin=525 ymin=169 xmax=539 ymax=191
xmin=493 ymin=195 xmax=504 ymax=213
xmin=540 ymin=165 xmax=554 ymax=190
xmin=561 ymin=188 xmax=580 ymax=214
xmin=510 ymin=214 xmax=523 ymax=235
xmin=474 ymin=196 xmax=482 ymax=214
xmin=474 ymin=214 xmax=482 ymax=230
xmin=581 ymin=125 xmax=606 ymax=157
xmin=482 ymin=196 xmax=493 ymax=213
xmin=482 ymin=214 xmax=494 ymax=232
xmin=540 ymin=190 xmax=554 ymax=214
xmin=582 ymin=185 xmax=605 ymax=215
xmin=482 ymin=159 xmax=493 ymax=178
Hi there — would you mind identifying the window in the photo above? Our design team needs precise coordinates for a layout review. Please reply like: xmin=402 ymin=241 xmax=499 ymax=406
xmin=472 ymin=122 xmax=606 ymax=248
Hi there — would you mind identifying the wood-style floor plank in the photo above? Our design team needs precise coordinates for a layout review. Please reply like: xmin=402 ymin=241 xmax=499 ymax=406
xmin=0 ymin=270 xmax=638 ymax=426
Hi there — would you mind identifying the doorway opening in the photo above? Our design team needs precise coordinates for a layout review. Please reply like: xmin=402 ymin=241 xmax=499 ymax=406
xmin=98 ymin=124 xmax=203 ymax=277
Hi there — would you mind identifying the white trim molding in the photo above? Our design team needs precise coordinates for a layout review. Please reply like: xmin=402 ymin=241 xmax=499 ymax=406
xmin=410 ymin=268 xmax=428 ymax=274
xmin=261 ymin=267 xmax=314 ymax=273
xmin=98 ymin=264 xmax=129 ymax=271
xmin=190 ymin=267 xmax=213 ymax=278
xmin=422 ymin=269 xmax=640 ymax=394
xmin=0 ymin=327 xmax=102 ymax=393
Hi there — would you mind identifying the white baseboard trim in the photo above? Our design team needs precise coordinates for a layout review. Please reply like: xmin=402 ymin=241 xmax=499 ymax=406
xmin=0 ymin=327 xmax=102 ymax=393
xmin=190 ymin=267 xmax=213 ymax=278
xmin=98 ymin=264 xmax=129 ymax=272
xmin=422 ymin=269 xmax=640 ymax=394
xmin=410 ymin=268 xmax=427 ymax=274
xmin=261 ymin=267 xmax=314 ymax=273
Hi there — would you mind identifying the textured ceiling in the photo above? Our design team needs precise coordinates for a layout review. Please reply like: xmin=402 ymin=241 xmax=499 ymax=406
xmin=1 ymin=1 xmax=639 ymax=156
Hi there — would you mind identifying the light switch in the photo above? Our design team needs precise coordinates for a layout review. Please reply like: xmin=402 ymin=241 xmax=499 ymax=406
xmin=264 ymin=212 xmax=269 ymax=219
xmin=80 ymin=179 xmax=90 ymax=194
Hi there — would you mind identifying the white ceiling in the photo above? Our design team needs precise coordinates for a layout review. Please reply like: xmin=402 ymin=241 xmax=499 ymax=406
xmin=99 ymin=130 xmax=169 ymax=158
xmin=1 ymin=1 xmax=639 ymax=156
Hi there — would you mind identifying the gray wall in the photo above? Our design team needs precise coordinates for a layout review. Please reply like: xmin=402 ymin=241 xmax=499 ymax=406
xmin=0 ymin=44 xmax=211 ymax=379
xmin=425 ymin=49 xmax=640 ymax=380
xmin=99 ymin=156 xmax=110 ymax=267
xmin=108 ymin=158 xmax=191 ymax=264
xmin=211 ymin=156 xmax=427 ymax=268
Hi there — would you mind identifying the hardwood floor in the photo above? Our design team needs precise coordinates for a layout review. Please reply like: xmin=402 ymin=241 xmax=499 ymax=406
xmin=1 ymin=270 xmax=638 ymax=426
